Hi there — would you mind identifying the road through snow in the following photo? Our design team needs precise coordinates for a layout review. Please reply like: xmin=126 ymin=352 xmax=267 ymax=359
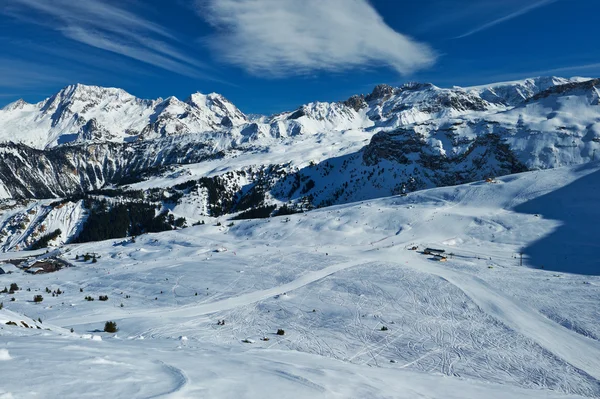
xmin=52 ymin=257 xmax=369 ymax=326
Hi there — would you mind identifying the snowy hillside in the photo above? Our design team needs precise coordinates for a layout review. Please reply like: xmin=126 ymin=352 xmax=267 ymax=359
xmin=1 ymin=163 xmax=599 ymax=398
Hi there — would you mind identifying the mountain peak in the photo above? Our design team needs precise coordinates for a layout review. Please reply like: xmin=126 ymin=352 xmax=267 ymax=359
xmin=366 ymin=84 xmax=397 ymax=102
xmin=399 ymin=82 xmax=436 ymax=91
xmin=56 ymin=83 xmax=133 ymax=99
xmin=2 ymin=98 xmax=29 ymax=111
xmin=185 ymin=91 xmax=247 ymax=127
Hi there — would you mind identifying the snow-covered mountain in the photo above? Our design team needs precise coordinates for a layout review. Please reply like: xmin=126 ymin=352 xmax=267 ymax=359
xmin=0 ymin=76 xmax=598 ymax=223
xmin=0 ymin=84 xmax=249 ymax=148
xmin=0 ymin=76 xmax=587 ymax=149
xmin=466 ymin=76 xmax=592 ymax=106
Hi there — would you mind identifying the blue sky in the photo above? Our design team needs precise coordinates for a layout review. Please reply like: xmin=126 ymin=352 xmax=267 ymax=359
xmin=0 ymin=0 xmax=598 ymax=114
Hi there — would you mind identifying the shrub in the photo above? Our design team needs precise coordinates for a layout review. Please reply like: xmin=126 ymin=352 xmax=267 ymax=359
xmin=98 ymin=295 xmax=108 ymax=301
xmin=104 ymin=321 xmax=118 ymax=333
xmin=381 ymin=326 xmax=389 ymax=331
xmin=85 ymin=296 xmax=94 ymax=301
xmin=9 ymin=283 xmax=19 ymax=292
xmin=33 ymin=295 xmax=43 ymax=303
xmin=276 ymin=329 xmax=285 ymax=336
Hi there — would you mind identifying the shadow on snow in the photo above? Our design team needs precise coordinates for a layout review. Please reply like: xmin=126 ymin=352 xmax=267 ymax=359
xmin=513 ymin=162 xmax=600 ymax=275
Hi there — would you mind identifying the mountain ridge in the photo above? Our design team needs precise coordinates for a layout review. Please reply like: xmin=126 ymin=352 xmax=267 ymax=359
xmin=0 ymin=76 xmax=599 ymax=251
xmin=0 ymin=76 xmax=590 ymax=150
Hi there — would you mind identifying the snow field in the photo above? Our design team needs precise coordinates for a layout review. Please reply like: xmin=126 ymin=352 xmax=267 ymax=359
xmin=1 ymin=163 xmax=600 ymax=397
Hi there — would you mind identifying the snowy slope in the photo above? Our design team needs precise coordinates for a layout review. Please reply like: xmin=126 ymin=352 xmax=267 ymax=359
xmin=1 ymin=163 xmax=600 ymax=398
xmin=0 ymin=199 xmax=86 ymax=251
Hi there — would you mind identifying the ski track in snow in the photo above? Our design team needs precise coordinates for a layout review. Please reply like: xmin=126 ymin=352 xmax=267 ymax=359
xmin=387 ymin=250 xmax=600 ymax=383
xmin=148 ymin=361 xmax=189 ymax=399
xmin=3 ymin=163 xmax=600 ymax=398
xmin=51 ymin=243 xmax=600 ymax=385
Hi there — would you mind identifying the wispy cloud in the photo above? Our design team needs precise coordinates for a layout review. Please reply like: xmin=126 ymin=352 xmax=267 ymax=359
xmin=437 ymin=62 xmax=600 ymax=88
xmin=531 ymin=63 xmax=600 ymax=76
xmin=197 ymin=0 xmax=436 ymax=77
xmin=456 ymin=0 xmax=559 ymax=39
xmin=489 ymin=63 xmax=600 ymax=82
xmin=0 ymin=58 xmax=84 ymax=89
xmin=1 ymin=0 xmax=215 ymax=80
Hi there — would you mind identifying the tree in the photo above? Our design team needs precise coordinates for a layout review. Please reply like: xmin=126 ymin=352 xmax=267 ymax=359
xmin=104 ymin=321 xmax=118 ymax=333
xmin=29 ymin=229 xmax=62 ymax=250
xmin=33 ymin=295 xmax=43 ymax=303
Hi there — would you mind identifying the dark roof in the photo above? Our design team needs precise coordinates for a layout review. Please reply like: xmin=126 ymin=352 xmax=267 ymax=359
xmin=424 ymin=248 xmax=445 ymax=253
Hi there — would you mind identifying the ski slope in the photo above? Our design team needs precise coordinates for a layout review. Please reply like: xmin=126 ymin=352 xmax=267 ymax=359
xmin=1 ymin=163 xmax=600 ymax=398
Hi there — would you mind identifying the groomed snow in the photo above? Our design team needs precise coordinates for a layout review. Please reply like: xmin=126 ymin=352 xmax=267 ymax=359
xmin=1 ymin=163 xmax=600 ymax=398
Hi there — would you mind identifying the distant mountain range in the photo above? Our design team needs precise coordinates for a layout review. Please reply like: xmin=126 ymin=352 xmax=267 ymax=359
xmin=0 ymin=76 xmax=599 ymax=249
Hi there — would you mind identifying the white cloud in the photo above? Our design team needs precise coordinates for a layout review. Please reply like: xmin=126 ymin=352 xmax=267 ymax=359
xmin=455 ymin=0 xmax=559 ymax=39
xmin=2 ymin=0 xmax=214 ymax=80
xmin=59 ymin=27 xmax=207 ymax=79
xmin=198 ymin=0 xmax=436 ymax=77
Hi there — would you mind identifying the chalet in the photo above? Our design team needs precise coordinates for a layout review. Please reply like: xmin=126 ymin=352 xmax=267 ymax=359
xmin=433 ymin=254 xmax=448 ymax=262
xmin=423 ymin=248 xmax=445 ymax=255
xmin=24 ymin=258 xmax=70 ymax=274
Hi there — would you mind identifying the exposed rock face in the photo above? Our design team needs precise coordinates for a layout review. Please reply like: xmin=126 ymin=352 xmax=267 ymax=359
xmin=342 ymin=95 xmax=367 ymax=112
xmin=0 ymin=138 xmax=219 ymax=198
xmin=366 ymin=84 xmax=397 ymax=102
